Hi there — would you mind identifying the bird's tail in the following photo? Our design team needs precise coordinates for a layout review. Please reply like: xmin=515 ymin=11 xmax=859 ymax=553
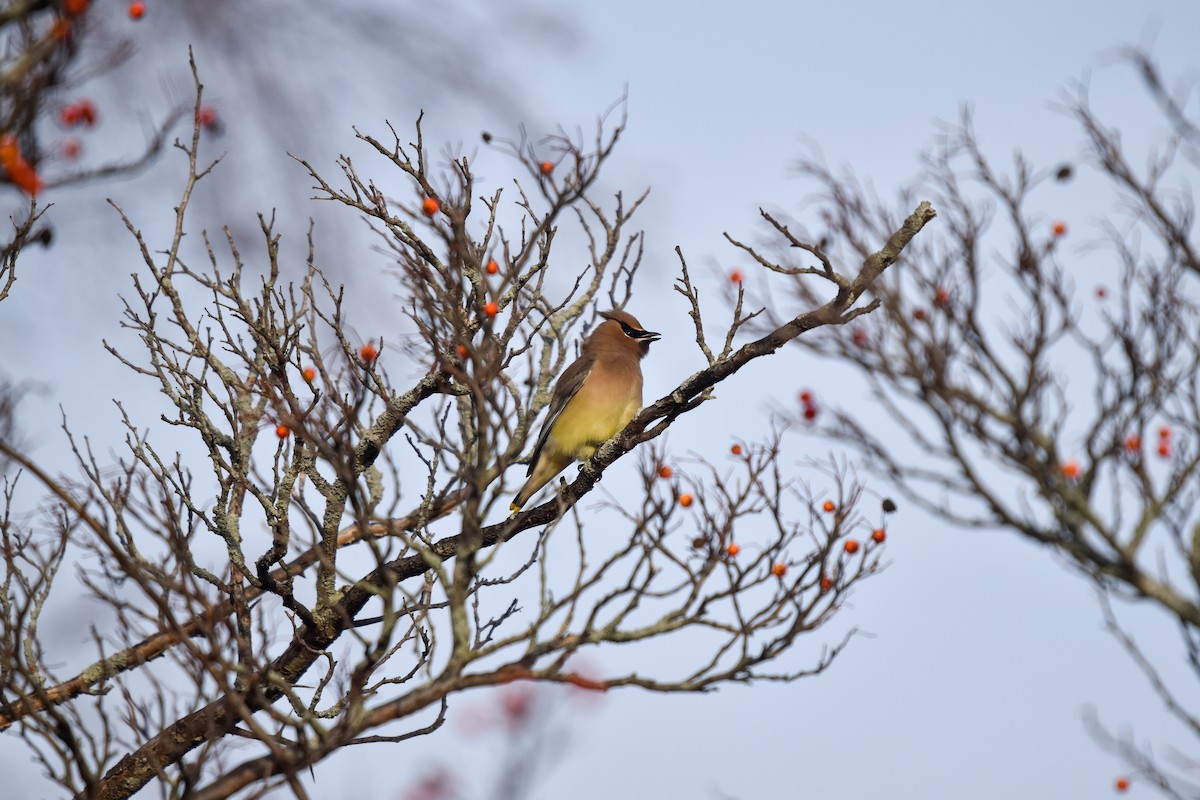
xmin=510 ymin=451 xmax=569 ymax=513
xmin=510 ymin=480 xmax=534 ymax=513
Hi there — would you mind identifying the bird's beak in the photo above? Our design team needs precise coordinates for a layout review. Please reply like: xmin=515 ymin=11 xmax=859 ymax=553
xmin=640 ymin=330 xmax=661 ymax=342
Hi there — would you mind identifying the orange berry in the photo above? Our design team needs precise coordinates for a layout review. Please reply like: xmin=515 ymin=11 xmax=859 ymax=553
xmin=421 ymin=197 xmax=440 ymax=216
xmin=843 ymin=539 xmax=860 ymax=554
xmin=8 ymin=162 xmax=42 ymax=196
xmin=1158 ymin=441 xmax=1171 ymax=458
xmin=871 ymin=528 xmax=886 ymax=543
xmin=2 ymin=143 xmax=18 ymax=169
xmin=2 ymin=136 xmax=21 ymax=169
xmin=456 ymin=344 xmax=469 ymax=359
xmin=1115 ymin=776 xmax=1130 ymax=792
xmin=1061 ymin=460 xmax=1081 ymax=480
xmin=301 ymin=367 xmax=316 ymax=382
xmin=657 ymin=465 xmax=672 ymax=479
xmin=539 ymin=160 xmax=554 ymax=174
xmin=1123 ymin=435 xmax=1140 ymax=453
xmin=730 ymin=269 xmax=743 ymax=284
xmin=483 ymin=301 xmax=499 ymax=317
xmin=679 ymin=493 xmax=694 ymax=508
xmin=359 ymin=342 xmax=378 ymax=364
xmin=1052 ymin=220 xmax=1067 ymax=236
xmin=820 ymin=576 xmax=832 ymax=591
xmin=822 ymin=500 xmax=835 ymax=513
xmin=771 ymin=562 xmax=787 ymax=578
xmin=128 ymin=1 xmax=145 ymax=19
xmin=275 ymin=424 xmax=290 ymax=439
xmin=50 ymin=18 xmax=73 ymax=40
xmin=730 ymin=444 xmax=742 ymax=456
xmin=486 ymin=258 xmax=499 ymax=275
xmin=726 ymin=542 xmax=740 ymax=557
xmin=934 ymin=287 xmax=951 ymax=306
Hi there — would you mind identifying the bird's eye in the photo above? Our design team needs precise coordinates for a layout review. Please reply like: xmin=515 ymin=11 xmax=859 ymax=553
xmin=619 ymin=322 xmax=638 ymax=336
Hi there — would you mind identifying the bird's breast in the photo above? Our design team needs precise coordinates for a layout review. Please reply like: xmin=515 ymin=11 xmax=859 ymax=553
xmin=545 ymin=366 xmax=643 ymax=460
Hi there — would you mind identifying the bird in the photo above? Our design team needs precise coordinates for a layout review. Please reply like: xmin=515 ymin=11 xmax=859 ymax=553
xmin=510 ymin=309 xmax=660 ymax=511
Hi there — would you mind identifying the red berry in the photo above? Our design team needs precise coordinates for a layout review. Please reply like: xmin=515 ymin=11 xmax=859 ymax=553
xmin=851 ymin=326 xmax=868 ymax=346
xmin=1158 ymin=441 xmax=1171 ymax=458
xmin=1052 ymin=220 xmax=1067 ymax=236
xmin=843 ymin=539 xmax=860 ymax=554
xmin=730 ymin=269 xmax=743 ymax=284
xmin=1159 ymin=426 xmax=1172 ymax=439
xmin=730 ymin=444 xmax=742 ymax=456
xmin=803 ymin=406 xmax=818 ymax=421
xmin=486 ymin=259 xmax=499 ymax=275
xmin=799 ymin=390 xmax=812 ymax=404
xmin=501 ymin=687 xmax=532 ymax=724
xmin=75 ymin=99 xmax=96 ymax=126
xmin=1123 ymin=435 xmax=1140 ymax=453
xmin=912 ymin=308 xmax=927 ymax=322
xmin=934 ymin=287 xmax=951 ymax=306
xmin=771 ymin=563 xmax=787 ymax=578
xmin=483 ymin=301 xmax=499 ymax=317
xmin=679 ymin=493 xmax=694 ymax=508
xmin=421 ymin=197 xmax=440 ymax=216
xmin=820 ymin=576 xmax=832 ymax=591
xmin=275 ymin=424 xmax=290 ymax=439
xmin=657 ymin=465 xmax=672 ymax=479
xmin=61 ymin=138 xmax=81 ymax=159
xmin=1061 ymin=460 xmax=1081 ymax=480
xmin=360 ymin=343 xmax=378 ymax=364
xmin=1114 ymin=776 xmax=1130 ymax=792
xmin=196 ymin=106 xmax=220 ymax=132
xmin=456 ymin=344 xmax=469 ymax=359
xmin=128 ymin=1 xmax=145 ymax=19
xmin=871 ymin=528 xmax=886 ymax=543
xmin=822 ymin=500 xmax=836 ymax=513
xmin=539 ymin=160 xmax=554 ymax=174
xmin=726 ymin=542 xmax=740 ymax=557
xmin=302 ymin=367 xmax=316 ymax=382
xmin=64 ymin=0 xmax=89 ymax=14
xmin=1095 ymin=285 xmax=1107 ymax=299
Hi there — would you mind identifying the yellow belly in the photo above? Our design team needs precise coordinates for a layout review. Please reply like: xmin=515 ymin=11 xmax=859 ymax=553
xmin=545 ymin=383 xmax=641 ymax=461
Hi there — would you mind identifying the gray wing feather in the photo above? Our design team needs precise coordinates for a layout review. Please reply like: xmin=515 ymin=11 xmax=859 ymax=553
xmin=526 ymin=358 xmax=592 ymax=476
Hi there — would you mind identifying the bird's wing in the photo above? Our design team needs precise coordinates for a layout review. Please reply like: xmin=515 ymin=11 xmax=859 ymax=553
xmin=525 ymin=358 xmax=592 ymax=476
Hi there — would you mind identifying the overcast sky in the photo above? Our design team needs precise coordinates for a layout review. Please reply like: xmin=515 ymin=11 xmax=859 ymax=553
xmin=3 ymin=1 xmax=1199 ymax=798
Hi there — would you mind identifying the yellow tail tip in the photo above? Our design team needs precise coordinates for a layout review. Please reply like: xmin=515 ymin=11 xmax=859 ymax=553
xmin=509 ymin=501 xmax=522 ymax=513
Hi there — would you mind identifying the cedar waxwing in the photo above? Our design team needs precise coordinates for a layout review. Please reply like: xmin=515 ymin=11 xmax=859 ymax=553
xmin=511 ymin=309 xmax=660 ymax=511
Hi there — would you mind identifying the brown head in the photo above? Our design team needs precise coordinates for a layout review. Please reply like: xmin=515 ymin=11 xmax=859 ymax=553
xmin=589 ymin=309 xmax=660 ymax=359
